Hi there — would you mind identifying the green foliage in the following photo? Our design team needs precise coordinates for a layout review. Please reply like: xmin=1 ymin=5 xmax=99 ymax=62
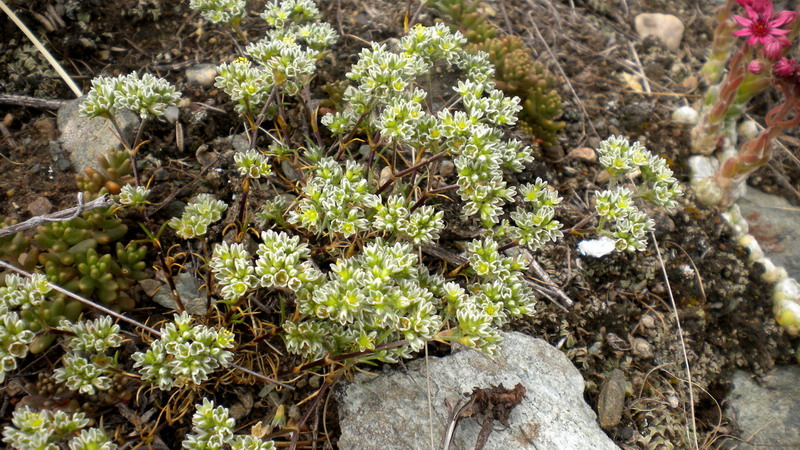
xmin=591 ymin=136 xmax=683 ymax=252
xmin=132 ymin=312 xmax=235 ymax=390
xmin=2 ymin=406 xmax=115 ymax=450
xmin=168 ymin=194 xmax=228 ymax=239
xmin=189 ymin=0 xmax=246 ymax=25
xmin=75 ymin=150 xmax=134 ymax=200
xmin=428 ymin=0 xmax=564 ymax=146
xmin=80 ymin=72 xmax=181 ymax=120
xmin=53 ymin=316 xmax=123 ymax=395
xmin=184 ymin=398 xmax=276 ymax=449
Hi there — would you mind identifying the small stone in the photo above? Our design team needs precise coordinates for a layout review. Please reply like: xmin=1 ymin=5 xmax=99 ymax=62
xmin=597 ymin=369 xmax=626 ymax=428
xmin=639 ymin=315 xmax=656 ymax=329
xmin=671 ymin=105 xmax=699 ymax=125
xmin=164 ymin=106 xmax=180 ymax=124
xmin=687 ymin=155 xmax=718 ymax=182
xmin=97 ymin=50 xmax=110 ymax=61
xmin=379 ymin=166 xmax=393 ymax=187
xmin=186 ymin=64 xmax=218 ymax=88
xmin=634 ymin=13 xmax=685 ymax=52
xmin=439 ymin=159 xmax=455 ymax=177
xmin=631 ymin=337 xmax=654 ymax=359
xmin=738 ymin=119 xmax=760 ymax=142
xmin=3 ymin=113 xmax=13 ymax=127
xmin=27 ymin=197 xmax=53 ymax=216
xmin=569 ymin=147 xmax=597 ymax=163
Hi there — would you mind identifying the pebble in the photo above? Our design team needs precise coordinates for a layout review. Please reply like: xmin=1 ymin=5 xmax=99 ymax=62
xmin=597 ymin=369 xmax=626 ymax=428
xmin=671 ymin=105 xmax=699 ymax=125
xmin=27 ymin=197 xmax=53 ymax=216
xmin=738 ymin=118 xmax=760 ymax=142
xmin=3 ymin=113 xmax=13 ymax=127
xmin=634 ymin=13 xmax=685 ymax=52
xmin=569 ymin=147 xmax=597 ymax=163
xmin=186 ymin=64 xmax=218 ymax=88
xmin=438 ymin=159 xmax=455 ymax=177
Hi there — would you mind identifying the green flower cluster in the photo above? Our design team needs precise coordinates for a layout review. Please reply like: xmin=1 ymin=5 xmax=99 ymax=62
xmin=53 ymin=316 xmax=123 ymax=395
xmin=288 ymin=158 xmax=380 ymax=237
xmin=320 ymin=24 xmax=534 ymax=226
xmin=118 ymin=184 xmax=150 ymax=207
xmin=506 ymin=178 xmax=563 ymax=250
xmin=596 ymin=135 xmax=683 ymax=210
xmin=80 ymin=72 xmax=181 ymax=120
xmin=0 ymin=273 xmax=49 ymax=382
xmin=210 ymin=242 xmax=257 ymax=302
xmin=2 ymin=406 xmax=115 ymax=449
xmin=189 ymin=0 xmax=245 ymax=24
xmin=214 ymin=0 xmax=336 ymax=114
xmin=168 ymin=194 xmax=228 ymax=239
xmin=441 ymin=237 xmax=536 ymax=353
xmin=234 ymin=149 xmax=273 ymax=179
xmin=183 ymin=398 xmax=276 ymax=450
xmin=595 ymin=187 xmax=655 ymax=252
xmin=373 ymin=196 xmax=444 ymax=245
xmin=587 ymin=136 xmax=683 ymax=253
xmin=210 ymin=231 xmax=323 ymax=303
xmin=285 ymin=239 xmax=444 ymax=361
xmin=132 ymin=312 xmax=235 ymax=390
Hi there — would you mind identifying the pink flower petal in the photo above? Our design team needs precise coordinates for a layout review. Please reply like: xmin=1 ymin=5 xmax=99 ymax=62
xmin=733 ymin=15 xmax=754 ymax=27
xmin=733 ymin=28 xmax=754 ymax=37
xmin=770 ymin=10 xmax=796 ymax=28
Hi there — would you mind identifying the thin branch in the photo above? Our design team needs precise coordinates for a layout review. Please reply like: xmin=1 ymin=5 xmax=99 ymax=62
xmin=0 ymin=194 xmax=115 ymax=239
xmin=0 ymin=93 xmax=69 ymax=109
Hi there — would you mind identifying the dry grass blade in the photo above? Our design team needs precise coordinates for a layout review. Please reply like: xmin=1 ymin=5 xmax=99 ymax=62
xmin=651 ymin=232 xmax=699 ymax=449
xmin=0 ymin=0 xmax=82 ymax=97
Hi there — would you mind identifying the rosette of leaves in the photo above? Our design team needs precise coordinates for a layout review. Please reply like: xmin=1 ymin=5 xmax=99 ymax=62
xmin=428 ymin=0 xmax=564 ymax=146
xmin=75 ymin=150 xmax=134 ymax=200
xmin=183 ymin=398 xmax=277 ymax=449
xmin=53 ymin=316 xmax=124 ymax=396
xmin=2 ymin=406 xmax=115 ymax=449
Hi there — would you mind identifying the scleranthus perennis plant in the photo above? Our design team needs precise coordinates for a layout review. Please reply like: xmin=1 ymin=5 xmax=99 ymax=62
xmin=131 ymin=312 xmax=235 ymax=390
xmin=53 ymin=316 xmax=123 ymax=395
xmin=2 ymin=406 xmax=115 ymax=449
xmin=579 ymin=136 xmax=682 ymax=254
xmin=183 ymin=398 xmax=276 ymax=449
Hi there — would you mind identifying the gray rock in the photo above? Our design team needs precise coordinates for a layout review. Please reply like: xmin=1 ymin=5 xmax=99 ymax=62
xmin=57 ymin=96 xmax=138 ymax=174
xmin=336 ymin=332 xmax=618 ymax=450
xmin=48 ymin=141 xmax=73 ymax=172
xmin=726 ymin=368 xmax=800 ymax=448
xmin=186 ymin=64 xmax=218 ymax=88
xmin=634 ymin=13 xmax=685 ymax=52
xmin=737 ymin=188 xmax=800 ymax=281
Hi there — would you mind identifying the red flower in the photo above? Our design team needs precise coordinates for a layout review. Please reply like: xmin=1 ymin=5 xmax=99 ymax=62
xmin=734 ymin=4 xmax=795 ymax=46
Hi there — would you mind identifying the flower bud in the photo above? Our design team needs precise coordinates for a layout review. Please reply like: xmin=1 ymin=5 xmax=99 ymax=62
xmin=773 ymin=57 xmax=796 ymax=79
xmin=747 ymin=60 xmax=765 ymax=74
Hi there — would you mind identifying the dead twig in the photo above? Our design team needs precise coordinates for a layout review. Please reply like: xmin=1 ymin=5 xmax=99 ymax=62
xmin=0 ymin=93 xmax=69 ymax=109
xmin=0 ymin=194 xmax=115 ymax=239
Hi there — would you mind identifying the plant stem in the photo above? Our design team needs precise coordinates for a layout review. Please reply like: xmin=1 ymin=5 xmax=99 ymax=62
xmin=376 ymin=152 xmax=446 ymax=195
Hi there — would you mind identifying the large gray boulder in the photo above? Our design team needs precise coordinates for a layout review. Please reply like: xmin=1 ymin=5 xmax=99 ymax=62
xmin=57 ymin=96 xmax=139 ymax=174
xmin=336 ymin=332 xmax=618 ymax=449
xmin=726 ymin=367 xmax=800 ymax=448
